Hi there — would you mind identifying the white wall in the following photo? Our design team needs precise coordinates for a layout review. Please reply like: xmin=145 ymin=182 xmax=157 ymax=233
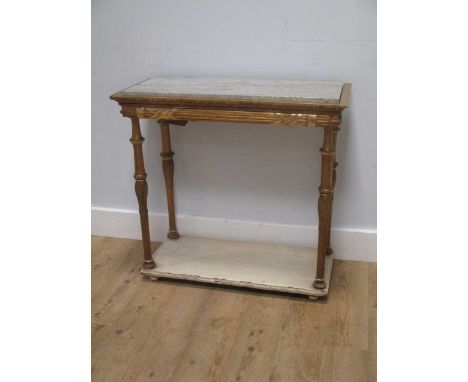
xmin=92 ymin=0 xmax=376 ymax=232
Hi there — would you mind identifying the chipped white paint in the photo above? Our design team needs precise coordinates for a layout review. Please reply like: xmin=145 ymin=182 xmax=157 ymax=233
xmin=121 ymin=77 xmax=343 ymax=103
xmin=141 ymin=236 xmax=333 ymax=297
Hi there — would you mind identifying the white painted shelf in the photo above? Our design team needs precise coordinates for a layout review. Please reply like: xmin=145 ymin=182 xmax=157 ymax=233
xmin=141 ymin=236 xmax=333 ymax=298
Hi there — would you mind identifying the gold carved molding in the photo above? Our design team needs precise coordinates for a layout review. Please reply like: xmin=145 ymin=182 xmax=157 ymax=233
xmin=120 ymin=105 xmax=341 ymax=128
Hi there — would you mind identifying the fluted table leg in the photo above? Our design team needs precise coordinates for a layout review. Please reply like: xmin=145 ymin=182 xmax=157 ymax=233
xmin=130 ymin=118 xmax=155 ymax=269
xmin=313 ymin=125 xmax=338 ymax=290
xmin=159 ymin=121 xmax=180 ymax=239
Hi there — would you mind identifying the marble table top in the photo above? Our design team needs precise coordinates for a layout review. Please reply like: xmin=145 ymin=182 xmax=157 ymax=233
xmin=118 ymin=77 xmax=344 ymax=103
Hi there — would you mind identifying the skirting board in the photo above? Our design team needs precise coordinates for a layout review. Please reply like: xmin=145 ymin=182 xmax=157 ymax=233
xmin=91 ymin=207 xmax=377 ymax=262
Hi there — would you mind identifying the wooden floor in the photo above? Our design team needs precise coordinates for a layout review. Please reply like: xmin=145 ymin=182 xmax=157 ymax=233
xmin=92 ymin=236 xmax=376 ymax=382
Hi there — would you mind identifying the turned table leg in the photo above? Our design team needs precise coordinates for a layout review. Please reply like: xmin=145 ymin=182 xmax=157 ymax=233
xmin=326 ymin=127 xmax=340 ymax=256
xmin=313 ymin=125 xmax=338 ymax=290
xmin=159 ymin=121 xmax=180 ymax=239
xmin=130 ymin=118 xmax=155 ymax=269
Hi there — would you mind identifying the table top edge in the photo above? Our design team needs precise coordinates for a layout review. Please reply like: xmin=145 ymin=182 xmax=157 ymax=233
xmin=111 ymin=83 xmax=351 ymax=111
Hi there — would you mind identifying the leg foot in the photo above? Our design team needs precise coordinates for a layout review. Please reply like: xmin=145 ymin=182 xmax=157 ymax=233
xmin=308 ymin=295 xmax=319 ymax=301
xmin=167 ymin=231 xmax=180 ymax=240
xmin=313 ymin=278 xmax=327 ymax=290
xmin=142 ymin=260 xmax=156 ymax=269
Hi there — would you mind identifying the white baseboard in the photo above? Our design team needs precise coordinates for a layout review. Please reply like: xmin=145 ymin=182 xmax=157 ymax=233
xmin=91 ymin=207 xmax=377 ymax=262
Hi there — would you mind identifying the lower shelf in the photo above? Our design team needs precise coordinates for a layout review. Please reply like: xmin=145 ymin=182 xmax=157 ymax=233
xmin=140 ymin=236 xmax=333 ymax=297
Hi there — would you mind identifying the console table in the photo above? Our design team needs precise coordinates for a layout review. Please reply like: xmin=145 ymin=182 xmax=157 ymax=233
xmin=110 ymin=77 xmax=350 ymax=300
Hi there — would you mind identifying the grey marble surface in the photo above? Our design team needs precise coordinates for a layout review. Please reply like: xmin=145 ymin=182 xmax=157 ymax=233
xmin=120 ymin=77 xmax=343 ymax=102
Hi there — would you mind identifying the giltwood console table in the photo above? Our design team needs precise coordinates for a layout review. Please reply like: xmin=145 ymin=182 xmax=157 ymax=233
xmin=110 ymin=77 xmax=350 ymax=300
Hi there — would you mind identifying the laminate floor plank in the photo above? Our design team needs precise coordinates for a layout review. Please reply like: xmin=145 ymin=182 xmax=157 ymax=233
xmin=267 ymin=261 xmax=369 ymax=382
xmin=93 ymin=239 xmax=160 ymax=327
xmin=368 ymin=262 xmax=377 ymax=382
xmin=317 ymin=347 xmax=369 ymax=382
xmin=119 ymin=283 xmax=213 ymax=382
xmin=92 ymin=238 xmax=136 ymax=302
xmin=167 ymin=289 xmax=250 ymax=382
xmin=92 ymin=279 xmax=179 ymax=382
xmin=316 ymin=260 xmax=369 ymax=349
xmin=214 ymin=294 xmax=291 ymax=382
